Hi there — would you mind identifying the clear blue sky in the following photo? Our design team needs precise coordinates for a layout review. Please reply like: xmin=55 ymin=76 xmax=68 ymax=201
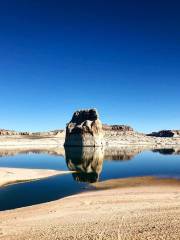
xmin=0 ymin=0 xmax=179 ymax=133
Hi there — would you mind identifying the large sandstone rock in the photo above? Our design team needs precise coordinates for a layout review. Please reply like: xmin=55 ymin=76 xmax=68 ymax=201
xmin=64 ymin=109 xmax=104 ymax=146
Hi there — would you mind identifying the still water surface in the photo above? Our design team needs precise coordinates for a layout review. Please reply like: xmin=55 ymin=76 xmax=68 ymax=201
xmin=0 ymin=147 xmax=180 ymax=211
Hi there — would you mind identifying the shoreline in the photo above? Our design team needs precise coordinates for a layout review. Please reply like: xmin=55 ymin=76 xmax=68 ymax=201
xmin=1 ymin=176 xmax=180 ymax=239
xmin=0 ymin=135 xmax=64 ymax=149
xmin=91 ymin=176 xmax=180 ymax=190
xmin=0 ymin=167 xmax=73 ymax=188
xmin=0 ymin=135 xmax=180 ymax=149
xmin=1 ymin=142 xmax=180 ymax=239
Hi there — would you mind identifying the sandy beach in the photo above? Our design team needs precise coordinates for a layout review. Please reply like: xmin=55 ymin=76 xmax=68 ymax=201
xmin=1 ymin=176 xmax=180 ymax=240
xmin=0 ymin=167 xmax=72 ymax=188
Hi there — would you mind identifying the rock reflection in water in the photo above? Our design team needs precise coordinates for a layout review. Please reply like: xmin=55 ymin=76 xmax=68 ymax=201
xmin=65 ymin=147 xmax=104 ymax=183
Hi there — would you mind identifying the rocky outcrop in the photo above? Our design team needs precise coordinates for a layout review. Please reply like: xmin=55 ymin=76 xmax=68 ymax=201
xmin=0 ymin=129 xmax=18 ymax=136
xmin=64 ymin=109 xmax=104 ymax=147
xmin=148 ymin=130 xmax=180 ymax=138
xmin=103 ymin=124 xmax=141 ymax=146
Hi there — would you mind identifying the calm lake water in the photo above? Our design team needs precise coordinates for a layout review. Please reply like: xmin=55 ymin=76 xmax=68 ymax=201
xmin=0 ymin=146 xmax=180 ymax=211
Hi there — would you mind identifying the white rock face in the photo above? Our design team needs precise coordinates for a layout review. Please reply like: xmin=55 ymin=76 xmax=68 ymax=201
xmin=64 ymin=109 xmax=104 ymax=147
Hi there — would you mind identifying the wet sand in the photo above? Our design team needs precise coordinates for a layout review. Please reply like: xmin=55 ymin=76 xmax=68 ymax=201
xmin=1 ymin=176 xmax=180 ymax=240
xmin=91 ymin=176 xmax=180 ymax=189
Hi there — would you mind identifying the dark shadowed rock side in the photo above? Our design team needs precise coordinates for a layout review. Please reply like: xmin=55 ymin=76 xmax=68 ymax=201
xmin=64 ymin=109 xmax=104 ymax=147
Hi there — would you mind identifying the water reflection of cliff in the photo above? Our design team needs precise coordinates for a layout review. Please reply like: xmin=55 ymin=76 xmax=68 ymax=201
xmin=153 ymin=148 xmax=180 ymax=155
xmin=104 ymin=147 xmax=144 ymax=160
xmin=1 ymin=146 xmax=180 ymax=159
xmin=65 ymin=147 xmax=104 ymax=183
xmin=0 ymin=148 xmax=65 ymax=158
xmin=104 ymin=147 xmax=180 ymax=159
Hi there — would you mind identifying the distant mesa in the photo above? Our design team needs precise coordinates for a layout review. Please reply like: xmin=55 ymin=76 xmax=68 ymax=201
xmin=103 ymin=124 xmax=134 ymax=132
xmin=64 ymin=109 xmax=104 ymax=147
xmin=0 ymin=129 xmax=19 ymax=136
xmin=148 ymin=130 xmax=180 ymax=138
xmin=0 ymin=129 xmax=64 ymax=137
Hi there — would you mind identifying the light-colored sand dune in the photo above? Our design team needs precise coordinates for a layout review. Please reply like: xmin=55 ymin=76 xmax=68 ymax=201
xmin=1 ymin=177 xmax=180 ymax=240
xmin=0 ymin=167 xmax=71 ymax=187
